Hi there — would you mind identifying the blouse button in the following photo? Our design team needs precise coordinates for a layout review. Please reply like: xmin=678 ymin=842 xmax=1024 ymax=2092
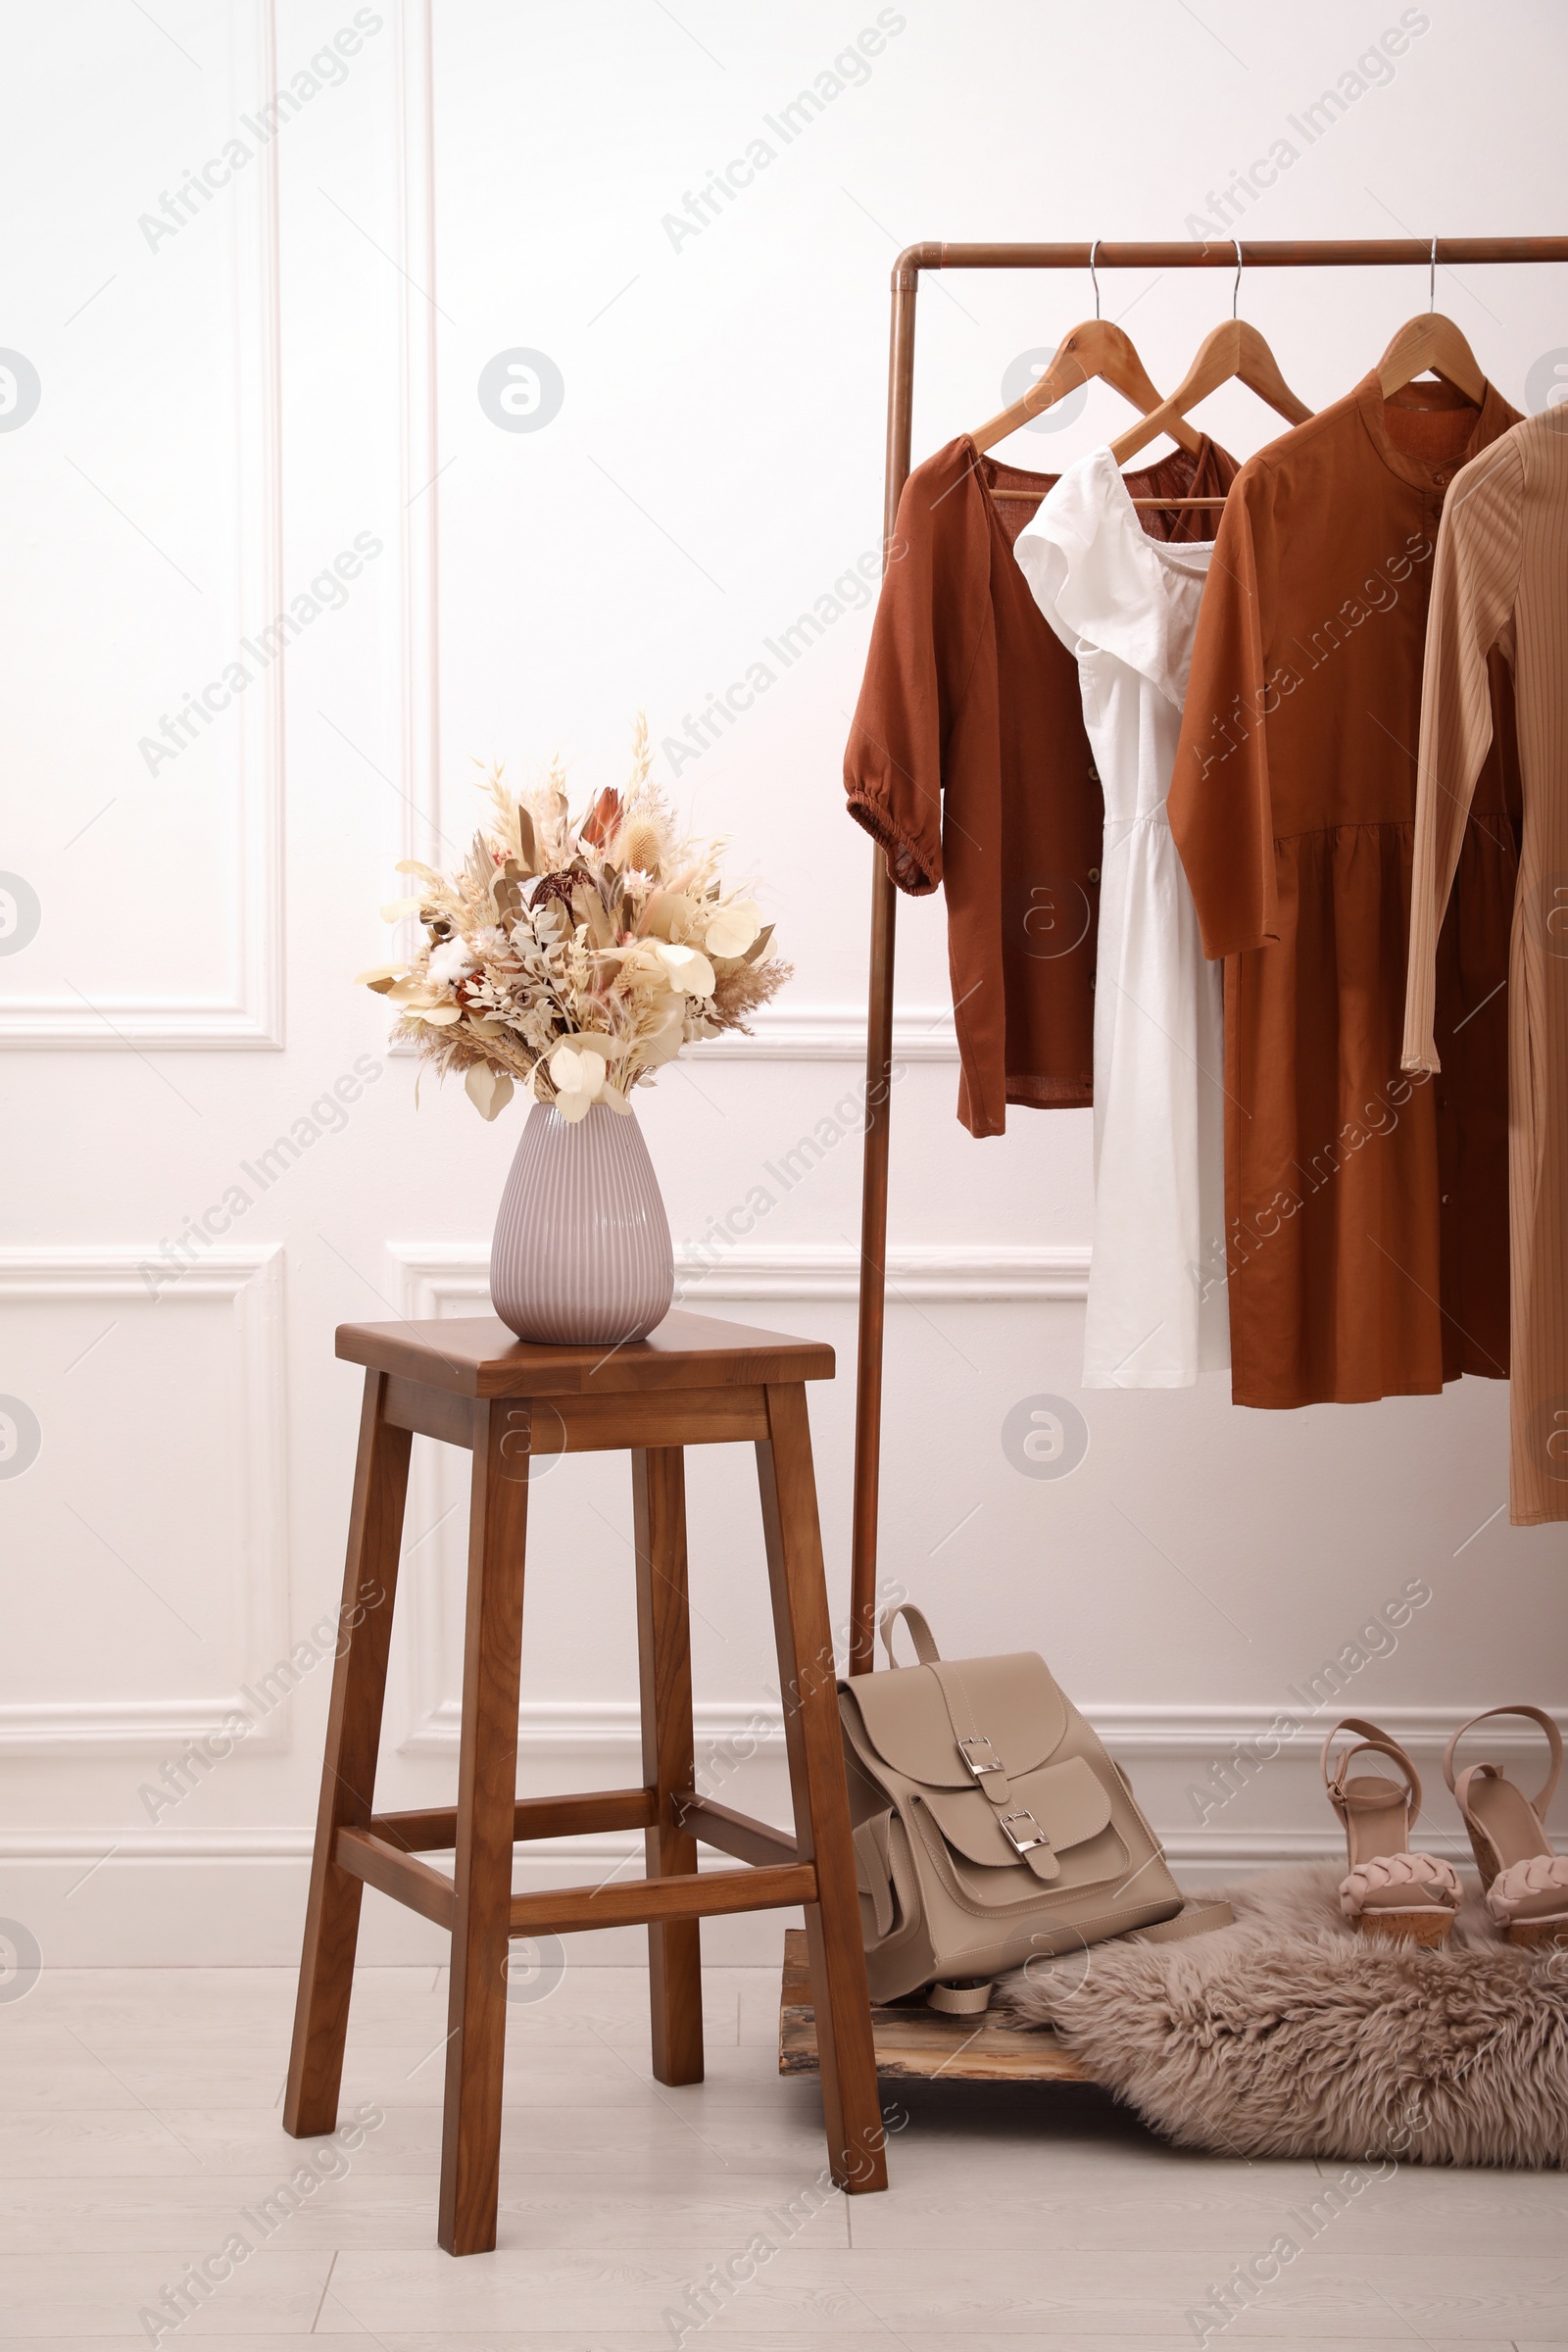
xmin=1088 ymin=867 xmax=1101 ymax=883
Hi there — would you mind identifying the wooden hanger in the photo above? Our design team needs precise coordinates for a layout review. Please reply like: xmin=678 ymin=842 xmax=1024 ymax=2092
xmin=1107 ymin=315 xmax=1312 ymax=466
xmin=1378 ymin=240 xmax=1486 ymax=402
xmin=975 ymin=241 xmax=1201 ymax=506
xmin=973 ymin=323 xmax=1201 ymax=460
xmin=1107 ymin=248 xmax=1312 ymax=471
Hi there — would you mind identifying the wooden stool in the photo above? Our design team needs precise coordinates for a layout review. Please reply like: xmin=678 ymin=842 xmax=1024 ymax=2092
xmin=283 ymin=1308 xmax=888 ymax=2254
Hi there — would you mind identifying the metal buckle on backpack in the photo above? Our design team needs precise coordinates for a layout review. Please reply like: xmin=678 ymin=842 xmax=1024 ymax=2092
xmin=999 ymin=1808 xmax=1051 ymax=1857
xmin=958 ymin=1735 xmax=1004 ymax=1782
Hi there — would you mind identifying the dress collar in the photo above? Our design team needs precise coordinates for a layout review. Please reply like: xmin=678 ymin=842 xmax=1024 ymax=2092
xmin=1086 ymin=446 xmax=1217 ymax=572
xmin=1352 ymin=368 xmax=1514 ymax=495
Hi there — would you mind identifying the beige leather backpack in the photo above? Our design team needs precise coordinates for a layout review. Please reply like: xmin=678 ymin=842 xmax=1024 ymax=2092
xmin=838 ymin=1604 xmax=1188 ymax=2002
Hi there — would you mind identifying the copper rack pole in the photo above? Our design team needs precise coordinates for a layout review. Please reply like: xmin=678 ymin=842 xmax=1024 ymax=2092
xmin=848 ymin=259 xmax=919 ymax=1676
xmin=848 ymin=233 xmax=1568 ymax=1675
xmin=890 ymin=237 xmax=1568 ymax=283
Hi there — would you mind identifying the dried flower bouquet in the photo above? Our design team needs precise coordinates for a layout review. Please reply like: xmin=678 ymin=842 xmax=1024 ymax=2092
xmin=357 ymin=720 xmax=789 ymax=1121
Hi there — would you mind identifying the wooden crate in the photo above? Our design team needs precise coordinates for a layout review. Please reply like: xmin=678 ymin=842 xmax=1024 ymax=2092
xmin=777 ymin=1929 xmax=1090 ymax=2083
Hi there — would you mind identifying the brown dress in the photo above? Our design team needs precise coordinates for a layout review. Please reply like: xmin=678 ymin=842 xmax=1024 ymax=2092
xmin=844 ymin=433 xmax=1238 ymax=1137
xmin=1167 ymin=374 xmax=1521 ymax=1408
xmin=1403 ymin=406 xmax=1568 ymax=1523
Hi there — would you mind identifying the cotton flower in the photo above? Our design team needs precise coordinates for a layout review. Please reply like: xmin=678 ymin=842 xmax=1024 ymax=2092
xmin=427 ymin=937 xmax=476 ymax=987
xmin=705 ymin=899 xmax=761 ymax=958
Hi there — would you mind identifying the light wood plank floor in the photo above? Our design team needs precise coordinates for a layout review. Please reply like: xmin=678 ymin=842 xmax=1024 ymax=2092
xmin=1 ymin=1959 xmax=1563 ymax=2345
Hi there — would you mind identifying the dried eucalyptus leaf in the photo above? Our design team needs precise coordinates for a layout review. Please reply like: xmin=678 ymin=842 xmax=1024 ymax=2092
xmin=465 ymin=1064 xmax=514 ymax=1121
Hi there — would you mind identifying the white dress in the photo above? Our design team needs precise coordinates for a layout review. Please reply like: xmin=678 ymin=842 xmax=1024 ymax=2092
xmin=1014 ymin=447 xmax=1228 ymax=1387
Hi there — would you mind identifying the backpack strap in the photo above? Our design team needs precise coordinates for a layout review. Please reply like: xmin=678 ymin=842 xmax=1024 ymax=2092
xmin=928 ymin=1659 xmax=1062 ymax=1885
xmin=1132 ymin=1898 xmax=1236 ymax=1944
xmin=852 ymin=1812 xmax=897 ymax=1939
xmin=880 ymin=1607 xmax=1057 ymax=1883
xmin=925 ymin=1660 xmax=1012 ymax=1803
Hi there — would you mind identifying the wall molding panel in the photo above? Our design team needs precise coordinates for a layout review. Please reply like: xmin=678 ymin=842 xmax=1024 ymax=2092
xmin=688 ymin=1004 xmax=959 ymax=1062
xmin=0 ymin=1246 xmax=291 ymax=1754
xmin=389 ymin=1238 xmax=1092 ymax=1309
xmin=388 ymin=1003 xmax=963 ymax=1064
xmin=0 ymin=0 xmax=284 ymax=1051
xmin=394 ymin=0 xmax=445 ymax=881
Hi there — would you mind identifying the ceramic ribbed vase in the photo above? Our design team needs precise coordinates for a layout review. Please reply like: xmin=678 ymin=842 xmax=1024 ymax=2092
xmin=489 ymin=1098 xmax=673 ymax=1346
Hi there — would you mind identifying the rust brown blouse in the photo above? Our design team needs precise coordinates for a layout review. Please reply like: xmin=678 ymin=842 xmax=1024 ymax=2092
xmin=1168 ymin=373 xmax=1522 ymax=1409
xmin=844 ymin=432 xmax=1238 ymax=1136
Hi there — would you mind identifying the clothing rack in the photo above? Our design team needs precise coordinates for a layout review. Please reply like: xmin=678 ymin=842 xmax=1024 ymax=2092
xmin=849 ymin=235 xmax=1568 ymax=1676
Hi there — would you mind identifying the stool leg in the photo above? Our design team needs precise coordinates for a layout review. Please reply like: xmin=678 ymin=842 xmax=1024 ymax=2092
xmin=757 ymin=1382 xmax=888 ymax=2194
xmin=633 ymin=1446 xmax=704 ymax=2086
xmin=285 ymin=1370 xmax=412 ymax=2138
xmin=439 ymin=1397 xmax=530 ymax=2257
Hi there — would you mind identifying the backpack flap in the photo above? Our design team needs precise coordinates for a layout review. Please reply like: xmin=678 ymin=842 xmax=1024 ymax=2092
xmin=843 ymin=1651 xmax=1069 ymax=1788
xmin=919 ymin=1754 xmax=1114 ymax=1885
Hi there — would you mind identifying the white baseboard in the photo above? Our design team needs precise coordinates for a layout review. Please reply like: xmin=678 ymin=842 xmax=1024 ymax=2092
xmin=1 ymin=1838 xmax=796 ymax=1968
xmin=1 ymin=1843 xmax=1328 ymax=1970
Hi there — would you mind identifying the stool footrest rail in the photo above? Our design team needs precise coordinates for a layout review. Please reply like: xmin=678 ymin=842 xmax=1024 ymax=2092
xmin=368 ymin=1788 xmax=659 ymax=1851
xmin=508 ymin=1861 xmax=817 ymax=1937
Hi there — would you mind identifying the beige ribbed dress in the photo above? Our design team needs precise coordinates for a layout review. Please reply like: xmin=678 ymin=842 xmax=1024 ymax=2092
xmin=1402 ymin=405 xmax=1568 ymax=1525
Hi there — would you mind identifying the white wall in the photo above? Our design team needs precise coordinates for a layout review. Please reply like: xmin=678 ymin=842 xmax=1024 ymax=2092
xmin=3 ymin=0 xmax=1565 ymax=1968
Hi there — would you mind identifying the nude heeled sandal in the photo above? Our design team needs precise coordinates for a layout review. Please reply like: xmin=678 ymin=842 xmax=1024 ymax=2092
xmin=1444 ymin=1705 xmax=1568 ymax=1946
xmin=1322 ymin=1719 xmax=1463 ymax=1946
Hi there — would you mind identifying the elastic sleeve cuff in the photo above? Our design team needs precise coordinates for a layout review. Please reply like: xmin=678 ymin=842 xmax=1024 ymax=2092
xmin=845 ymin=790 xmax=940 ymax=896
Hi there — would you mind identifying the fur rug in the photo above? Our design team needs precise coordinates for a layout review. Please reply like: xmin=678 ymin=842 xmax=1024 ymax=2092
xmin=994 ymin=1863 xmax=1568 ymax=2167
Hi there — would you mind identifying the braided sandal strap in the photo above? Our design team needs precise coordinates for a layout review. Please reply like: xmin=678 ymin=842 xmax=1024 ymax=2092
xmin=1338 ymin=1851 xmax=1463 ymax=1919
xmin=1486 ymin=1853 xmax=1568 ymax=1924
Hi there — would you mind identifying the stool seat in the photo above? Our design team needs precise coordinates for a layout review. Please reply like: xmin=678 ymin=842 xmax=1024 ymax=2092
xmin=335 ymin=1306 xmax=835 ymax=1394
xmin=284 ymin=1308 xmax=887 ymax=2255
